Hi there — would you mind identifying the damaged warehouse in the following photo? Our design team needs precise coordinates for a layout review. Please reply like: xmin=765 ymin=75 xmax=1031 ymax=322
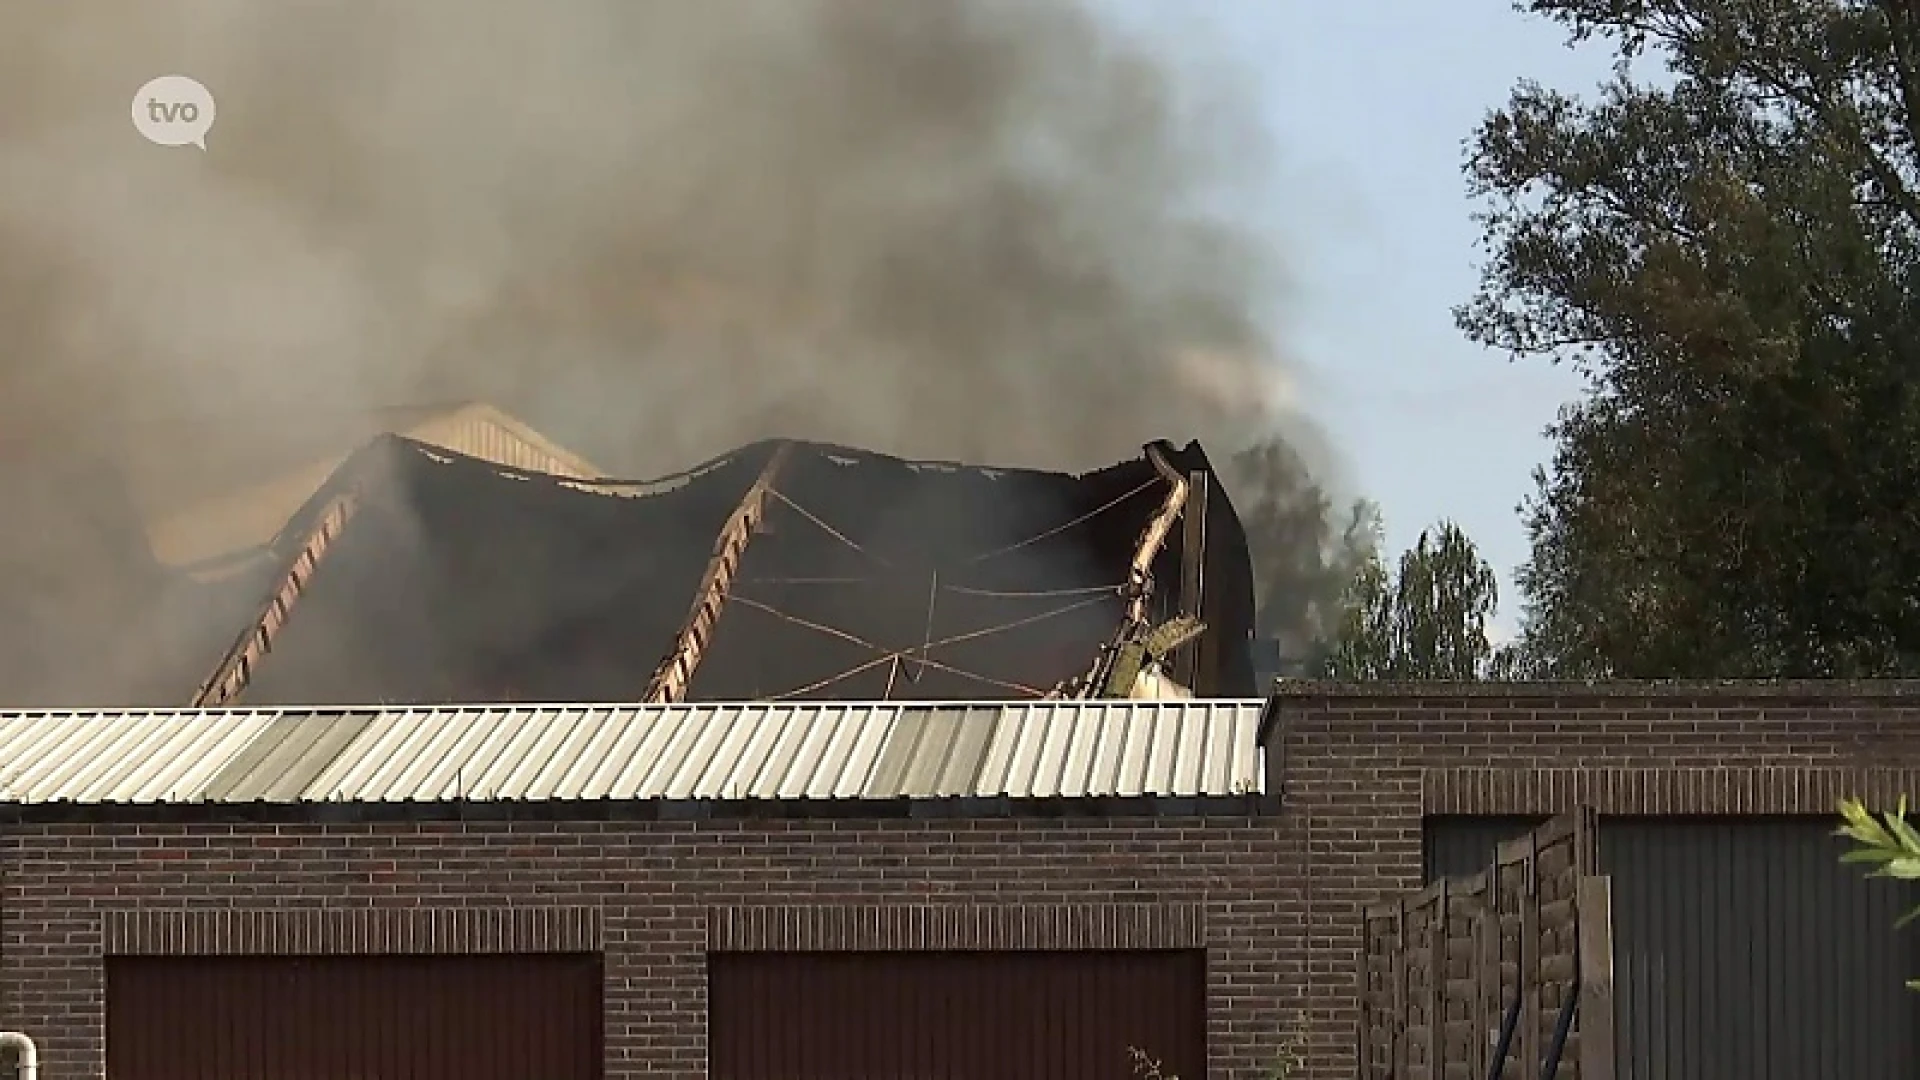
xmin=0 ymin=429 xmax=1292 ymax=1080
xmin=190 ymin=434 xmax=1259 ymax=708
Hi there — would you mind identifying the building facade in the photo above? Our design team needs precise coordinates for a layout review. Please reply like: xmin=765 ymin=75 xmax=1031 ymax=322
xmin=2 ymin=684 xmax=1918 ymax=1079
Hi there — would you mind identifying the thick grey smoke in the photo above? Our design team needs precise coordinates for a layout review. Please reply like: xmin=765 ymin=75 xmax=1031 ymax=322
xmin=0 ymin=0 xmax=1310 ymax=704
xmin=0 ymin=0 xmax=1295 ymax=484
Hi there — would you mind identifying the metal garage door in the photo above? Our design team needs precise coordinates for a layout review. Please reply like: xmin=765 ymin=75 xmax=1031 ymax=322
xmin=709 ymin=950 xmax=1207 ymax=1080
xmin=1425 ymin=816 xmax=1920 ymax=1080
xmin=106 ymin=953 xmax=602 ymax=1080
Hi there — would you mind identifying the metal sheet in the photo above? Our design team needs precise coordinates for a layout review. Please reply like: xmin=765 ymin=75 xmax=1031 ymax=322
xmin=200 ymin=711 xmax=373 ymax=802
xmin=865 ymin=705 xmax=998 ymax=798
xmin=106 ymin=952 xmax=602 ymax=1080
xmin=708 ymin=950 xmax=1206 ymax=1080
xmin=0 ymin=699 xmax=1263 ymax=805
xmin=0 ymin=709 xmax=282 ymax=803
xmin=405 ymin=404 xmax=604 ymax=480
xmin=977 ymin=700 xmax=1262 ymax=798
xmin=146 ymin=404 xmax=605 ymax=569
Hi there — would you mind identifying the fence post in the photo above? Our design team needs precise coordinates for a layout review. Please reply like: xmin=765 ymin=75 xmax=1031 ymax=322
xmin=1392 ymin=895 xmax=1408 ymax=1079
xmin=1429 ymin=880 xmax=1448 ymax=1076
xmin=1520 ymin=830 xmax=1541 ymax=1077
xmin=1576 ymin=876 xmax=1618 ymax=1080
xmin=1473 ymin=879 xmax=1495 ymax=1080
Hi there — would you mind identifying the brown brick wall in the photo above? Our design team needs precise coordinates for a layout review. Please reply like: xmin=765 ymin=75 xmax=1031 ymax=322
xmin=7 ymin=683 xmax=1920 ymax=1080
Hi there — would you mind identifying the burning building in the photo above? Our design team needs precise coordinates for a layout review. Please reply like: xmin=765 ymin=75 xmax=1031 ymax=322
xmin=186 ymin=433 xmax=1258 ymax=708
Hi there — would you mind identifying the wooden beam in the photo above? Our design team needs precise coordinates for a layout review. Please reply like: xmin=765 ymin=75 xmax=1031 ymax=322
xmin=643 ymin=441 xmax=793 ymax=703
xmin=191 ymin=490 xmax=359 ymax=707
xmin=1172 ymin=469 xmax=1208 ymax=688
xmin=1080 ymin=443 xmax=1190 ymax=698
xmin=1122 ymin=444 xmax=1190 ymax=626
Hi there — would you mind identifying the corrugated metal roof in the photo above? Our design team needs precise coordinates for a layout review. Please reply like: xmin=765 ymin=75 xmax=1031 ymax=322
xmin=0 ymin=700 xmax=1264 ymax=805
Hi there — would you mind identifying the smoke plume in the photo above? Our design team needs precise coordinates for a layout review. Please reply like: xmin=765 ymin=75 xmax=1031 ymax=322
xmin=0 ymin=0 xmax=1310 ymax=704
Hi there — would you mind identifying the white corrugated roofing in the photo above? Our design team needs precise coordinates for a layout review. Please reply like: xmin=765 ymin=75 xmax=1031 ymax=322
xmin=0 ymin=700 xmax=1265 ymax=805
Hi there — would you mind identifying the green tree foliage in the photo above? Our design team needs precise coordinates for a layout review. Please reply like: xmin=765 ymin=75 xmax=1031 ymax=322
xmin=1836 ymin=796 xmax=1920 ymax=989
xmin=1223 ymin=439 xmax=1380 ymax=671
xmin=1461 ymin=0 xmax=1920 ymax=677
xmin=1325 ymin=521 xmax=1503 ymax=679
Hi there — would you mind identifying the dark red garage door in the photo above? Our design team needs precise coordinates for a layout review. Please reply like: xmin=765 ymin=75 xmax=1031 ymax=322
xmin=710 ymin=950 xmax=1207 ymax=1080
xmin=107 ymin=953 xmax=602 ymax=1080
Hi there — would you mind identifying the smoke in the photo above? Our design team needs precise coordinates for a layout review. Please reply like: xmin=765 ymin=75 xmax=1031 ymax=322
xmin=0 ymin=0 xmax=1298 ymax=482
xmin=0 ymin=0 xmax=1315 ymax=704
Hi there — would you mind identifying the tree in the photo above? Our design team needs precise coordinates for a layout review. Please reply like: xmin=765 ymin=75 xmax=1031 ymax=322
xmin=1325 ymin=521 xmax=1502 ymax=680
xmin=1461 ymin=0 xmax=1920 ymax=677
xmin=1222 ymin=438 xmax=1380 ymax=673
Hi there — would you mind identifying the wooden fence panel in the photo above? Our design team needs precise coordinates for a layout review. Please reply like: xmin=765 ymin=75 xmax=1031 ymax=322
xmin=1360 ymin=808 xmax=1616 ymax=1080
xmin=1402 ymin=883 xmax=1443 ymax=1080
xmin=1441 ymin=872 xmax=1489 ymax=1080
xmin=1492 ymin=828 xmax=1534 ymax=1079
xmin=1360 ymin=900 xmax=1401 ymax=1080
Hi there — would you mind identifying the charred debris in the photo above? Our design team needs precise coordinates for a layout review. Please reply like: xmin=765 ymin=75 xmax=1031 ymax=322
xmin=159 ymin=435 xmax=1256 ymax=707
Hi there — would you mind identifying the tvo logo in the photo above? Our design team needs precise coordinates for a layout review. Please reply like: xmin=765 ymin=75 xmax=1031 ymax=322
xmin=131 ymin=75 xmax=216 ymax=150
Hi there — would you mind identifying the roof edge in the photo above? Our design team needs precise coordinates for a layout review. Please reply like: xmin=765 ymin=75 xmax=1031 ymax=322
xmin=0 ymin=698 xmax=1269 ymax=721
xmin=0 ymin=792 xmax=1279 ymax=824
xmin=1268 ymin=678 xmax=1920 ymax=700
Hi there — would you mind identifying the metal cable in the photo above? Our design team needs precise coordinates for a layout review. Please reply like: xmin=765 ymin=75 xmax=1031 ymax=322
xmin=938 ymin=582 xmax=1121 ymax=599
xmin=731 ymin=592 xmax=1111 ymax=657
xmin=962 ymin=478 xmax=1156 ymax=565
xmin=767 ymin=489 xmax=890 ymax=566
xmin=738 ymin=577 xmax=1123 ymax=600
xmin=730 ymin=594 xmax=1067 ymax=699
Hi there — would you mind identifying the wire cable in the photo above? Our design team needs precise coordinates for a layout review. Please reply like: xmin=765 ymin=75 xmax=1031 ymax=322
xmin=731 ymin=592 xmax=1111 ymax=658
xmin=738 ymin=577 xmax=1122 ymax=600
xmin=963 ymin=478 xmax=1156 ymax=565
xmin=767 ymin=488 xmax=891 ymax=566
xmin=731 ymin=594 xmax=1068 ymax=699
xmin=938 ymin=582 xmax=1122 ymax=599
xmin=760 ymin=647 xmax=1043 ymax=701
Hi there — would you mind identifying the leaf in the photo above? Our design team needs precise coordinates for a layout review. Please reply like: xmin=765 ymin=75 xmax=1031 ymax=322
xmin=1884 ymin=811 xmax=1920 ymax=855
xmin=1836 ymin=796 xmax=1920 ymax=989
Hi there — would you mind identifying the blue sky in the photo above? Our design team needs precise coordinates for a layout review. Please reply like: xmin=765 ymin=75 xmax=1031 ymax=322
xmin=1101 ymin=2 xmax=1619 ymax=635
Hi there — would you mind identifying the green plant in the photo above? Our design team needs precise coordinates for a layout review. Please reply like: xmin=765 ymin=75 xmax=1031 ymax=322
xmin=1126 ymin=1046 xmax=1175 ymax=1080
xmin=1127 ymin=1028 xmax=1303 ymax=1080
xmin=1263 ymin=1031 xmax=1304 ymax=1079
xmin=1836 ymin=796 xmax=1920 ymax=990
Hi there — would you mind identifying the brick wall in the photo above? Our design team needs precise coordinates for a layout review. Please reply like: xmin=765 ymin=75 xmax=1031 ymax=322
xmin=7 ymin=681 xmax=1920 ymax=1080
xmin=1271 ymin=681 xmax=1920 ymax=1078
xmin=1 ymin=817 xmax=1307 ymax=1079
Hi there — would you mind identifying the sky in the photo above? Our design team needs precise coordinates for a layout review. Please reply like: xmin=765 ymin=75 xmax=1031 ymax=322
xmin=1101 ymin=1 xmax=1620 ymax=636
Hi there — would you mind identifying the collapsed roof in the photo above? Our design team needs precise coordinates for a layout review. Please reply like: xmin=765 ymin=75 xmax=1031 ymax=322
xmin=194 ymin=436 xmax=1258 ymax=707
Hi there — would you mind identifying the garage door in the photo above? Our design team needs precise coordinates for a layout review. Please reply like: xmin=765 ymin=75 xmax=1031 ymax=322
xmin=107 ymin=953 xmax=602 ymax=1080
xmin=1425 ymin=816 xmax=1920 ymax=1080
xmin=710 ymin=949 xmax=1206 ymax=1080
